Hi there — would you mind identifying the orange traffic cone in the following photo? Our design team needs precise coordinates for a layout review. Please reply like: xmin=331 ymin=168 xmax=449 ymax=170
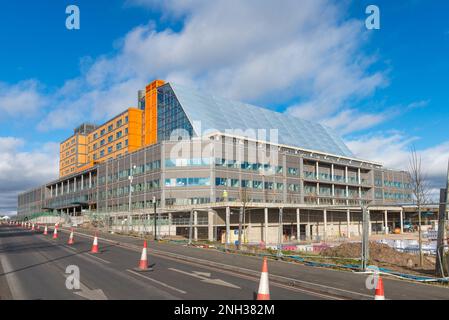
xmin=31 ymin=224 xmax=35 ymax=231
xmin=68 ymin=229 xmax=74 ymax=245
xmin=91 ymin=233 xmax=99 ymax=253
xmin=256 ymin=257 xmax=270 ymax=300
xmin=374 ymin=276 xmax=385 ymax=300
xmin=43 ymin=225 xmax=48 ymax=235
xmin=136 ymin=240 xmax=152 ymax=271
xmin=53 ymin=227 xmax=58 ymax=239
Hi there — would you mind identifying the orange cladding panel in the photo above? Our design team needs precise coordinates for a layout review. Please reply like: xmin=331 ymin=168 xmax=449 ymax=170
xmin=144 ymin=80 xmax=164 ymax=146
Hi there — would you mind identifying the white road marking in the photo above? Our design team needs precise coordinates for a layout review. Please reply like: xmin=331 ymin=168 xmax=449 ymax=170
xmin=83 ymin=253 xmax=111 ymax=264
xmin=127 ymin=269 xmax=187 ymax=294
xmin=74 ymin=282 xmax=108 ymax=300
xmin=168 ymin=268 xmax=241 ymax=289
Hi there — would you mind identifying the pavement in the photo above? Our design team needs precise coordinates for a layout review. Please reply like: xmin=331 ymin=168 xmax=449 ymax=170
xmin=59 ymin=226 xmax=449 ymax=300
xmin=0 ymin=224 xmax=334 ymax=300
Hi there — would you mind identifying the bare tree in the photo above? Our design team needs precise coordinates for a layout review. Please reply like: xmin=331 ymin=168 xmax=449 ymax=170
xmin=408 ymin=146 xmax=431 ymax=267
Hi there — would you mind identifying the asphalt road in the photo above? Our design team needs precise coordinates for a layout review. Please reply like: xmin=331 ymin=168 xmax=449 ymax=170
xmin=0 ymin=225 xmax=332 ymax=300
xmin=60 ymin=226 xmax=449 ymax=300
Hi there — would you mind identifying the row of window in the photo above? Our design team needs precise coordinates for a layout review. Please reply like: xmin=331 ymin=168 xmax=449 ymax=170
xmin=165 ymin=158 xmax=212 ymax=168
xmin=92 ymin=116 xmax=129 ymax=141
xmin=98 ymin=160 xmax=161 ymax=185
xmin=165 ymin=178 xmax=211 ymax=187
xmin=214 ymin=177 xmax=300 ymax=192
xmin=215 ymin=159 xmax=285 ymax=174
xmin=92 ymin=129 xmax=128 ymax=150
xmin=304 ymin=171 xmax=369 ymax=184
xmin=100 ymin=179 xmax=161 ymax=199
xmin=376 ymin=191 xmax=412 ymax=200
xmin=94 ymin=140 xmax=128 ymax=159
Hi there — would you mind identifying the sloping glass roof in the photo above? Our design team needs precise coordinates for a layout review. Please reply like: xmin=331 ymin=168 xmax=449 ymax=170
xmin=168 ymin=83 xmax=354 ymax=158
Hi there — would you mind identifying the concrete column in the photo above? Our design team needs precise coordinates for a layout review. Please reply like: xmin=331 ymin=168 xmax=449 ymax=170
xmin=74 ymin=177 xmax=77 ymax=193
xmin=208 ymin=210 xmax=214 ymax=241
xmin=194 ymin=211 xmax=198 ymax=241
xmin=296 ymin=208 xmax=300 ymax=241
xmin=358 ymin=168 xmax=361 ymax=184
xmin=331 ymin=164 xmax=334 ymax=181
xmin=89 ymin=172 xmax=92 ymax=188
xmin=61 ymin=182 xmax=64 ymax=195
xmin=384 ymin=210 xmax=388 ymax=234
xmin=346 ymin=209 xmax=350 ymax=238
xmin=264 ymin=207 xmax=268 ymax=243
xmin=73 ymin=207 xmax=76 ymax=217
xmin=226 ymin=206 xmax=230 ymax=245
xmin=50 ymin=185 xmax=53 ymax=198
xmin=305 ymin=223 xmax=311 ymax=240
xmin=323 ymin=209 xmax=327 ymax=242
xmin=345 ymin=166 xmax=348 ymax=183
xmin=81 ymin=175 xmax=84 ymax=190
xmin=400 ymin=209 xmax=404 ymax=234
xmin=316 ymin=162 xmax=319 ymax=180
xmin=55 ymin=184 xmax=58 ymax=196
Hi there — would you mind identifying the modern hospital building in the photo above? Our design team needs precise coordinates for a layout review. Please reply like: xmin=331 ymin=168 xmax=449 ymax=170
xmin=17 ymin=80 xmax=416 ymax=243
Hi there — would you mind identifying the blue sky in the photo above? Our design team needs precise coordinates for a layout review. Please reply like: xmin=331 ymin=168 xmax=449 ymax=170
xmin=1 ymin=0 xmax=449 ymax=213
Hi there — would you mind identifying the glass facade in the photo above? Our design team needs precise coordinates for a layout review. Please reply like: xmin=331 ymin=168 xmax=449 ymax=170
xmin=168 ymin=82 xmax=354 ymax=157
xmin=157 ymin=85 xmax=194 ymax=142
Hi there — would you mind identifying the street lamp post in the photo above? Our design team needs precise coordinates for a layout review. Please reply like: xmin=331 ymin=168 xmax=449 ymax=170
xmin=188 ymin=208 xmax=193 ymax=245
xmin=277 ymin=207 xmax=283 ymax=259
xmin=128 ymin=164 xmax=136 ymax=234
xmin=153 ymin=196 xmax=157 ymax=241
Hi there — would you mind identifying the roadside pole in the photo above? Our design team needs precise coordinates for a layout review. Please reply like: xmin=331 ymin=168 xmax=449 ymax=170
xmin=361 ymin=205 xmax=370 ymax=271
xmin=238 ymin=207 xmax=243 ymax=250
xmin=153 ymin=196 xmax=157 ymax=241
xmin=436 ymin=160 xmax=449 ymax=276
xmin=277 ymin=207 xmax=283 ymax=259
xmin=188 ymin=208 xmax=193 ymax=245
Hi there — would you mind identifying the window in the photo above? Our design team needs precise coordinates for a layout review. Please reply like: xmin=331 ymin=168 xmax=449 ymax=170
xmin=100 ymin=150 xmax=105 ymax=157
xmin=116 ymin=119 xmax=123 ymax=127
xmin=116 ymin=131 xmax=122 ymax=139
xmin=108 ymin=124 xmax=113 ymax=132
xmin=241 ymin=180 xmax=252 ymax=188
xmin=100 ymin=139 xmax=105 ymax=146
xmin=125 ymin=116 xmax=129 ymax=123
xmin=125 ymin=127 xmax=128 ymax=134
xmin=108 ymin=135 xmax=113 ymax=143
xmin=125 ymin=139 xmax=128 ymax=147
xmin=253 ymin=181 xmax=263 ymax=189
xmin=93 ymin=133 xmax=98 ymax=140
xmin=116 ymin=142 xmax=122 ymax=150
xmin=215 ymin=177 xmax=228 ymax=186
xmin=100 ymin=129 xmax=105 ymax=136
xmin=108 ymin=146 xmax=113 ymax=154
xmin=165 ymin=177 xmax=210 ymax=187
xmin=288 ymin=167 xmax=299 ymax=176
xmin=93 ymin=143 xmax=98 ymax=150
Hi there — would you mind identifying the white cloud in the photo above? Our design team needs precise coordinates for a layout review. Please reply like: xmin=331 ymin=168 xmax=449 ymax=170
xmin=347 ymin=133 xmax=449 ymax=200
xmin=39 ymin=0 xmax=386 ymax=132
xmin=0 ymin=80 xmax=46 ymax=117
xmin=0 ymin=137 xmax=59 ymax=213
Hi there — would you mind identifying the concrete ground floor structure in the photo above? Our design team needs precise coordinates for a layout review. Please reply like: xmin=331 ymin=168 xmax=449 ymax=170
xmin=71 ymin=202 xmax=443 ymax=245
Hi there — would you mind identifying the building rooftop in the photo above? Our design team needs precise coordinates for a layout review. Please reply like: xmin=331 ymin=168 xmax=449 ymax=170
xmin=169 ymin=82 xmax=354 ymax=158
